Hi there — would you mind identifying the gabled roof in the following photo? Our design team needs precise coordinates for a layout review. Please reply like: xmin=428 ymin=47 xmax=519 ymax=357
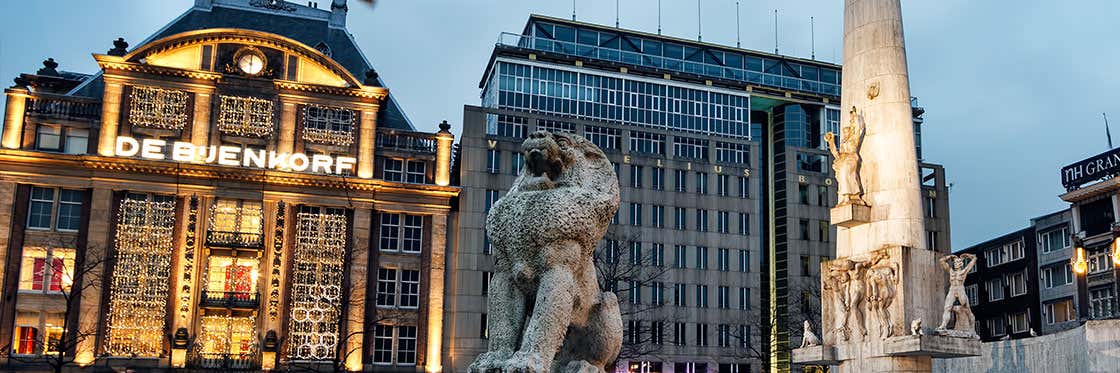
xmin=69 ymin=1 xmax=413 ymax=130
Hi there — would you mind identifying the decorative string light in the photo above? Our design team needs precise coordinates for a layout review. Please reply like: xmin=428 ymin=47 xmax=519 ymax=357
xmin=301 ymin=104 xmax=356 ymax=147
xmin=218 ymin=95 xmax=275 ymax=138
xmin=104 ymin=197 xmax=176 ymax=357
xmin=179 ymin=195 xmax=199 ymax=322
xmin=197 ymin=315 xmax=258 ymax=357
xmin=287 ymin=209 xmax=347 ymax=360
xmin=128 ymin=85 xmax=189 ymax=130
xmin=268 ymin=202 xmax=286 ymax=322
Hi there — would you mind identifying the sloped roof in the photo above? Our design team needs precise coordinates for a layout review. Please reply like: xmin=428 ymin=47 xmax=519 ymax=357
xmin=70 ymin=2 xmax=413 ymax=130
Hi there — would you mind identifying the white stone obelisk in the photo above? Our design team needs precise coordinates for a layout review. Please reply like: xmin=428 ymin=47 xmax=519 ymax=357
xmin=835 ymin=0 xmax=925 ymax=258
xmin=793 ymin=1 xmax=980 ymax=372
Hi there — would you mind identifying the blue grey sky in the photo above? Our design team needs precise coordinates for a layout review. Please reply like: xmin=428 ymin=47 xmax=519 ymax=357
xmin=2 ymin=1 xmax=1116 ymax=249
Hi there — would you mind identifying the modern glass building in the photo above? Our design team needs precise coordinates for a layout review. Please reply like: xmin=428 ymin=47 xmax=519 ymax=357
xmin=447 ymin=14 xmax=951 ymax=373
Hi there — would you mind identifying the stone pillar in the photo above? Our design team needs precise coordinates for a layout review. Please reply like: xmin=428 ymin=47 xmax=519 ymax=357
xmin=357 ymin=106 xmax=378 ymax=179
xmin=75 ymin=188 xmax=114 ymax=366
xmin=346 ymin=208 xmax=371 ymax=371
xmin=2 ymin=88 xmax=29 ymax=149
xmin=0 ymin=182 xmax=17 ymax=300
xmin=836 ymin=0 xmax=926 ymax=257
xmin=191 ymin=90 xmax=213 ymax=158
xmin=792 ymin=1 xmax=979 ymax=372
xmin=425 ymin=213 xmax=448 ymax=373
xmin=435 ymin=121 xmax=454 ymax=186
xmin=278 ymin=99 xmax=297 ymax=154
xmin=97 ymin=79 xmax=125 ymax=156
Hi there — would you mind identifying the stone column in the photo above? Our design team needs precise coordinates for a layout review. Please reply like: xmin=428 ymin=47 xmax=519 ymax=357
xmin=75 ymin=188 xmax=114 ymax=366
xmin=424 ymin=213 xmax=448 ymax=373
xmin=792 ymin=2 xmax=979 ymax=372
xmin=2 ymin=88 xmax=29 ymax=149
xmin=97 ymin=79 xmax=125 ymax=156
xmin=191 ymin=90 xmax=213 ymax=157
xmin=357 ymin=106 xmax=379 ymax=179
xmin=435 ymin=121 xmax=454 ymax=186
xmin=836 ymin=0 xmax=926 ymax=257
xmin=278 ymin=98 xmax=297 ymax=154
xmin=346 ymin=208 xmax=372 ymax=371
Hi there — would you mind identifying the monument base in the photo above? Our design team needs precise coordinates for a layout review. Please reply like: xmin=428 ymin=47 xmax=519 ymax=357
xmin=791 ymin=345 xmax=839 ymax=365
xmin=884 ymin=334 xmax=982 ymax=358
xmin=831 ymin=203 xmax=871 ymax=227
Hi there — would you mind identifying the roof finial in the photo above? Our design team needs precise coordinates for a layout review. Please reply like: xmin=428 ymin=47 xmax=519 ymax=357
xmin=108 ymin=38 xmax=129 ymax=57
xmin=37 ymin=58 xmax=60 ymax=76
xmin=439 ymin=120 xmax=451 ymax=133
xmin=364 ymin=69 xmax=380 ymax=86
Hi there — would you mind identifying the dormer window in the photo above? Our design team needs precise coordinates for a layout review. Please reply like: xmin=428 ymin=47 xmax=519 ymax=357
xmin=217 ymin=95 xmax=275 ymax=138
xmin=128 ymin=85 xmax=189 ymax=130
xmin=302 ymin=104 xmax=355 ymax=147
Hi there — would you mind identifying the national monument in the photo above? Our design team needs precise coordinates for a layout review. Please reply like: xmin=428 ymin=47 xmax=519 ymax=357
xmin=792 ymin=0 xmax=983 ymax=372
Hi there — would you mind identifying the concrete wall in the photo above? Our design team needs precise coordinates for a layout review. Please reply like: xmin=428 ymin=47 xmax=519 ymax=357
xmin=933 ymin=320 xmax=1120 ymax=373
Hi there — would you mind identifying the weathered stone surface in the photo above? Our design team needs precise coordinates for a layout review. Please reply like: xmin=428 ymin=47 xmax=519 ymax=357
xmin=791 ymin=345 xmax=839 ymax=365
xmin=469 ymin=131 xmax=622 ymax=373
xmin=933 ymin=320 xmax=1120 ymax=373
xmin=885 ymin=335 xmax=982 ymax=358
xmin=832 ymin=203 xmax=872 ymax=228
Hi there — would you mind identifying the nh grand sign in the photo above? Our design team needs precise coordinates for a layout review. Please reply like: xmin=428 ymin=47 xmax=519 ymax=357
xmin=114 ymin=136 xmax=357 ymax=175
xmin=1062 ymin=147 xmax=1120 ymax=191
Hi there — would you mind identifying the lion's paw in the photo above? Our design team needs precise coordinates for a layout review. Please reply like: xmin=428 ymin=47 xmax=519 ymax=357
xmin=467 ymin=350 xmax=512 ymax=373
xmin=501 ymin=351 xmax=549 ymax=373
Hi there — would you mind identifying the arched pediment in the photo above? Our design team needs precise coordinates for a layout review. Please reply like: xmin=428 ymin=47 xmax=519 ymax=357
xmin=122 ymin=28 xmax=361 ymax=88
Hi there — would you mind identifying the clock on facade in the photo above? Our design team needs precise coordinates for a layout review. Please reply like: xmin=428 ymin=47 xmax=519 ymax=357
xmin=234 ymin=47 xmax=267 ymax=76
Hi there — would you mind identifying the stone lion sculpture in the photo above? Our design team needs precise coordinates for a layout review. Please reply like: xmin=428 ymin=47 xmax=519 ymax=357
xmin=469 ymin=131 xmax=622 ymax=373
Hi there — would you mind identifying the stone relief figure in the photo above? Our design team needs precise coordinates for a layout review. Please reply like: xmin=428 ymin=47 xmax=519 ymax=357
xmin=866 ymin=250 xmax=900 ymax=338
xmin=848 ymin=259 xmax=871 ymax=339
xmin=800 ymin=320 xmax=822 ymax=348
xmin=823 ymin=259 xmax=856 ymax=341
xmin=470 ymin=131 xmax=622 ymax=373
xmin=824 ymin=106 xmax=867 ymax=206
xmin=935 ymin=254 xmax=980 ymax=339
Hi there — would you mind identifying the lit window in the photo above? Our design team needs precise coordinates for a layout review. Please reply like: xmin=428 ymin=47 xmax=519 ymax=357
xmin=204 ymin=256 xmax=259 ymax=297
xmin=1045 ymin=299 xmax=1075 ymax=324
xmin=128 ymin=85 xmax=189 ymax=130
xmin=302 ymin=104 xmax=355 ymax=146
xmin=217 ymin=95 xmax=274 ymax=137
xmin=208 ymin=199 xmax=264 ymax=247
xmin=18 ymin=247 xmax=75 ymax=292
xmin=13 ymin=326 xmax=37 ymax=355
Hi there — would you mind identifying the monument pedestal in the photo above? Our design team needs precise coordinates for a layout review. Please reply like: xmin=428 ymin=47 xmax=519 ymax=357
xmin=793 ymin=246 xmax=980 ymax=371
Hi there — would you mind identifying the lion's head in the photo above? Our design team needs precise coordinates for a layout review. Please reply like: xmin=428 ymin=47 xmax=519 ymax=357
xmin=515 ymin=131 xmax=613 ymax=193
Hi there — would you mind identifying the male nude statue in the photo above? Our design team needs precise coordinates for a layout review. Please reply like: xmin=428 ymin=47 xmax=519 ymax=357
xmin=937 ymin=253 xmax=977 ymax=330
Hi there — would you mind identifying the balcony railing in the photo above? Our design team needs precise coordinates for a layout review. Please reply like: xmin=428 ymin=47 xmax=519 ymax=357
xmin=189 ymin=351 xmax=260 ymax=370
xmin=24 ymin=93 xmax=101 ymax=122
xmin=376 ymin=129 xmax=437 ymax=154
xmin=206 ymin=230 xmax=264 ymax=249
xmin=200 ymin=290 xmax=260 ymax=309
xmin=496 ymin=32 xmax=841 ymax=97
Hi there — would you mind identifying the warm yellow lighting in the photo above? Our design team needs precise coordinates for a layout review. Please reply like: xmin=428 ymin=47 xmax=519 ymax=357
xmin=1072 ymin=247 xmax=1089 ymax=274
xmin=74 ymin=351 xmax=95 ymax=366
xmin=251 ymin=268 xmax=260 ymax=284
xmin=1113 ymin=240 xmax=1120 ymax=266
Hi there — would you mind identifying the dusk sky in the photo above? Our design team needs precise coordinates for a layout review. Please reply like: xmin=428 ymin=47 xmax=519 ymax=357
xmin=2 ymin=0 xmax=1116 ymax=249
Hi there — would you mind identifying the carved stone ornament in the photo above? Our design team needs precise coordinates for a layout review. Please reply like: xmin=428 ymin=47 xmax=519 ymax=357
xmin=935 ymin=254 xmax=981 ymax=339
xmin=911 ymin=319 xmax=924 ymax=336
xmin=800 ymin=320 xmax=822 ymax=348
xmin=470 ymin=131 xmax=623 ymax=373
xmin=824 ymin=249 xmax=899 ymax=342
xmin=825 ymin=106 xmax=867 ymax=207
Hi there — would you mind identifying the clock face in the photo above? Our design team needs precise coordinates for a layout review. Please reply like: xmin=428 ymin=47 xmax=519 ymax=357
xmin=237 ymin=52 xmax=265 ymax=75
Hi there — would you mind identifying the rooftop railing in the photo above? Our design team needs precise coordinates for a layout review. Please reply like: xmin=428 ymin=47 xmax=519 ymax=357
xmin=497 ymin=32 xmax=840 ymax=97
xmin=376 ymin=128 xmax=437 ymax=154
xmin=24 ymin=93 xmax=101 ymax=122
